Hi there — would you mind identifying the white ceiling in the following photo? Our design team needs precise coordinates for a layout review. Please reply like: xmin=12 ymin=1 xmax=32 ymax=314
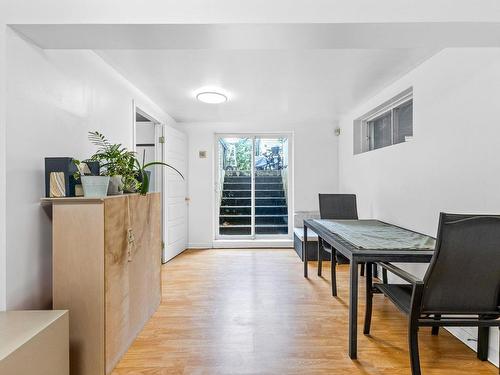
xmin=96 ymin=48 xmax=436 ymax=123
xmin=16 ymin=22 xmax=500 ymax=124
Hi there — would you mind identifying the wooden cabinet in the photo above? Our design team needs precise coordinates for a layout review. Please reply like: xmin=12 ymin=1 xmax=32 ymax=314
xmin=44 ymin=193 xmax=161 ymax=375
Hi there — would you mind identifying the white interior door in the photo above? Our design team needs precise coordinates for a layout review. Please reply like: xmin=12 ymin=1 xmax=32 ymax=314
xmin=163 ymin=127 xmax=188 ymax=262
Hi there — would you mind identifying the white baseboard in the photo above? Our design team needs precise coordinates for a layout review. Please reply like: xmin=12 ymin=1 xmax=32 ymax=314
xmin=187 ymin=243 xmax=213 ymax=249
xmin=188 ymin=239 xmax=294 ymax=249
xmin=213 ymin=239 xmax=293 ymax=248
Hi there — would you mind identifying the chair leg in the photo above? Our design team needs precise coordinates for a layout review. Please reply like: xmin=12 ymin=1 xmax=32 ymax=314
xmin=408 ymin=319 xmax=422 ymax=375
xmin=317 ymin=239 xmax=322 ymax=277
xmin=360 ymin=263 xmax=365 ymax=276
xmin=477 ymin=318 xmax=489 ymax=361
xmin=382 ymin=268 xmax=388 ymax=284
xmin=431 ymin=314 xmax=440 ymax=336
xmin=331 ymin=248 xmax=337 ymax=296
xmin=363 ymin=262 xmax=373 ymax=335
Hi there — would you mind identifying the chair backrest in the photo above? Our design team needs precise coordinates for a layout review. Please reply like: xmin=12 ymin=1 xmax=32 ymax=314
xmin=422 ymin=213 xmax=500 ymax=315
xmin=318 ymin=194 xmax=358 ymax=220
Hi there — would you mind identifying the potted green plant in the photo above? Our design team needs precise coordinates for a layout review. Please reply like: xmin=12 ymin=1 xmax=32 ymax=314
xmin=88 ymin=132 xmax=137 ymax=195
xmin=87 ymin=131 xmax=184 ymax=195
xmin=73 ymin=159 xmax=110 ymax=198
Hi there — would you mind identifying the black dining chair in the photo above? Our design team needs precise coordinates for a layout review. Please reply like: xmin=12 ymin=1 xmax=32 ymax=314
xmin=317 ymin=193 xmax=364 ymax=296
xmin=364 ymin=213 xmax=500 ymax=375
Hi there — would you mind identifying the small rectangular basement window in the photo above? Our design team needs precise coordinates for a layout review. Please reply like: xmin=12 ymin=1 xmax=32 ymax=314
xmin=353 ymin=88 xmax=413 ymax=154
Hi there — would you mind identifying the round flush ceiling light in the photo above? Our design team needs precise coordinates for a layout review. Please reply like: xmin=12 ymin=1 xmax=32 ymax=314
xmin=196 ymin=90 xmax=228 ymax=104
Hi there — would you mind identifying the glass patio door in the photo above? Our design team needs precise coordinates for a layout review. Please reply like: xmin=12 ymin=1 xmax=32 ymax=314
xmin=253 ymin=136 xmax=289 ymax=236
xmin=216 ymin=135 xmax=290 ymax=239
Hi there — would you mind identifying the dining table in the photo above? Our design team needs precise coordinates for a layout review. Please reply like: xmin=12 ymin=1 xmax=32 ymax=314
xmin=303 ymin=218 xmax=436 ymax=359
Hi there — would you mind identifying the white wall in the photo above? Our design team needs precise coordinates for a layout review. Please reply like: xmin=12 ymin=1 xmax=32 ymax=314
xmin=0 ymin=12 xmax=6 ymax=311
xmin=1 ymin=0 xmax=500 ymax=313
xmin=135 ymin=121 xmax=155 ymax=144
xmin=338 ymin=48 xmax=500 ymax=366
xmin=184 ymin=121 xmax=338 ymax=248
xmin=5 ymin=29 xmax=179 ymax=310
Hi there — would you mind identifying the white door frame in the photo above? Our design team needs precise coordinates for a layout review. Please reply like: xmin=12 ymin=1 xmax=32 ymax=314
xmin=133 ymin=103 xmax=168 ymax=260
xmin=213 ymin=132 xmax=293 ymax=243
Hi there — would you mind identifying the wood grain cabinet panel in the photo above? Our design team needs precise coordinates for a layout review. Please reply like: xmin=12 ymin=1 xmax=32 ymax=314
xmin=46 ymin=193 xmax=161 ymax=375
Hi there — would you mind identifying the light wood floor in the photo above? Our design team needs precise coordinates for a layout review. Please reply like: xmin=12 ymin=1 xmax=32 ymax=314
xmin=112 ymin=249 xmax=497 ymax=375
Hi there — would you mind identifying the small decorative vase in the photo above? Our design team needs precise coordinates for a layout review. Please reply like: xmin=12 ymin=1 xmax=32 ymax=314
xmin=81 ymin=176 xmax=110 ymax=198
xmin=107 ymin=175 xmax=124 ymax=195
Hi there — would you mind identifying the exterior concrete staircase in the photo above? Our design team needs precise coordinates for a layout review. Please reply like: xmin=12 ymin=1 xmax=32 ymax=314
xmin=219 ymin=170 xmax=288 ymax=235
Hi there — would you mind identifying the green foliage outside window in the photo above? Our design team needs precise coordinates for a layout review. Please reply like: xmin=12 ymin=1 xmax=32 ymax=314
xmin=235 ymin=139 xmax=251 ymax=171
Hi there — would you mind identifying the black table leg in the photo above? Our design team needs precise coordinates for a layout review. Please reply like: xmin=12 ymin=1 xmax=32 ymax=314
xmin=331 ymin=248 xmax=337 ymax=297
xmin=349 ymin=258 xmax=359 ymax=359
xmin=363 ymin=262 xmax=373 ymax=335
xmin=303 ymin=225 xmax=308 ymax=278
xmin=317 ymin=238 xmax=322 ymax=276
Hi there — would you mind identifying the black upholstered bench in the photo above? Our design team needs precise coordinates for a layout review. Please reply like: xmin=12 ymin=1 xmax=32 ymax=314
xmin=293 ymin=228 xmax=329 ymax=261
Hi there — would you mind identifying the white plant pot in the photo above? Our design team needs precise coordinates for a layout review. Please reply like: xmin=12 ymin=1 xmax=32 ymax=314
xmin=81 ymin=176 xmax=110 ymax=198
xmin=107 ymin=175 xmax=124 ymax=195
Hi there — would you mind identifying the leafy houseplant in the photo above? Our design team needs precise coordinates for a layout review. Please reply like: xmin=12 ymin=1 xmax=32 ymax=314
xmin=88 ymin=131 xmax=184 ymax=195
xmin=88 ymin=132 xmax=137 ymax=195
